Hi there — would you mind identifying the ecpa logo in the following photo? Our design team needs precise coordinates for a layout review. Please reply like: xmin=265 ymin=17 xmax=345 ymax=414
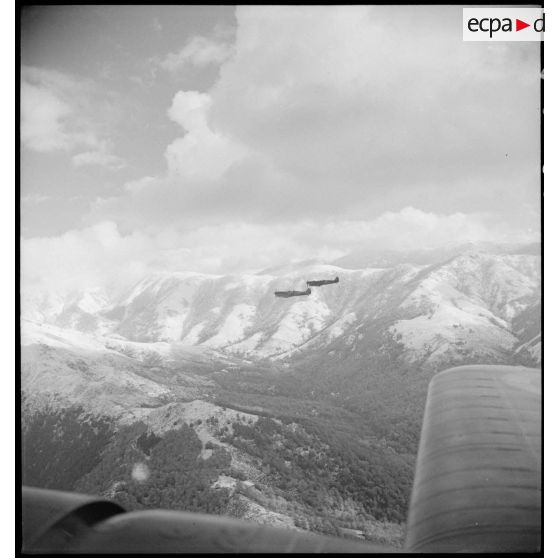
xmin=463 ymin=8 xmax=544 ymax=41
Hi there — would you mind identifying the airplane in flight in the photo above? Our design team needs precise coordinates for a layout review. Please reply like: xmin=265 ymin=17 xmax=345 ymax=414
xmin=21 ymin=364 xmax=541 ymax=553
xmin=274 ymin=287 xmax=312 ymax=298
xmin=306 ymin=277 xmax=339 ymax=287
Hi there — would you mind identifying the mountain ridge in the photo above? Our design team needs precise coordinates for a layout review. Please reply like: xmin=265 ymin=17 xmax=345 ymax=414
xmin=22 ymin=250 xmax=540 ymax=367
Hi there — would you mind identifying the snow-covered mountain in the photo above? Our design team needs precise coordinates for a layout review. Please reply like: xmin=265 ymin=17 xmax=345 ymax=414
xmin=22 ymin=250 xmax=541 ymax=367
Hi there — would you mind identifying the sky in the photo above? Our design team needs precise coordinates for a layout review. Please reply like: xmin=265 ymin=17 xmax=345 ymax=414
xmin=20 ymin=5 xmax=541 ymax=294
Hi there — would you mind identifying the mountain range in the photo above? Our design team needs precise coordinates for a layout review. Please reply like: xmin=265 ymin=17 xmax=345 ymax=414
xmin=23 ymin=246 xmax=541 ymax=366
xmin=20 ymin=243 xmax=541 ymax=545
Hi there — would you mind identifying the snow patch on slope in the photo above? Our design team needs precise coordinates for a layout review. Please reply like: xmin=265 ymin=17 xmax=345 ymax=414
xmin=203 ymin=304 xmax=257 ymax=348
xmin=22 ymin=320 xmax=113 ymax=353
xmin=326 ymin=313 xmax=358 ymax=341
xmin=183 ymin=322 xmax=206 ymax=344
xmin=261 ymin=297 xmax=331 ymax=357
xmin=226 ymin=332 xmax=264 ymax=355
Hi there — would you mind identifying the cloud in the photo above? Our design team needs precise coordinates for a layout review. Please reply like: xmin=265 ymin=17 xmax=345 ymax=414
xmin=165 ymin=91 xmax=247 ymax=181
xmin=72 ymin=141 xmax=126 ymax=170
xmin=21 ymin=208 xmax=535 ymax=296
xmin=22 ymin=222 xmax=147 ymax=295
xmin=21 ymin=66 xmax=125 ymax=167
xmin=21 ymin=80 xmax=72 ymax=151
xmin=123 ymin=176 xmax=158 ymax=194
xmin=72 ymin=150 xmax=125 ymax=169
xmin=207 ymin=5 xmax=539 ymax=213
xmin=316 ymin=207 xmax=523 ymax=251
xmin=160 ymin=35 xmax=233 ymax=71
xmin=21 ymin=67 xmax=94 ymax=152
xmin=22 ymin=6 xmax=540 ymax=295
xmin=91 ymin=6 xmax=539 ymax=235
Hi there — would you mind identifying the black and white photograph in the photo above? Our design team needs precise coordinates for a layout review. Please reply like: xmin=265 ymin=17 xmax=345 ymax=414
xmin=19 ymin=4 xmax=542 ymax=553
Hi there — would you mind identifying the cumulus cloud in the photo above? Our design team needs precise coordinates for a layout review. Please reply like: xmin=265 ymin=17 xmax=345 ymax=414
xmin=317 ymin=208 xmax=523 ymax=251
xmin=91 ymin=6 xmax=539 ymax=233
xmin=21 ymin=67 xmax=93 ymax=152
xmin=22 ymin=7 xmax=540 ymax=296
xmin=165 ymin=90 xmax=247 ymax=181
xmin=208 ymin=6 xmax=539 ymax=210
xmin=21 ymin=66 xmax=125 ymax=169
xmin=21 ymin=208 xmax=534 ymax=296
xmin=22 ymin=222 xmax=147 ymax=295
xmin=123 ymin=176 xmax=158 ymax=194
xmin=21 ymin=80 xmax=72 ymax=151
xmin=160 ymin=35 xmax=233 ymax=71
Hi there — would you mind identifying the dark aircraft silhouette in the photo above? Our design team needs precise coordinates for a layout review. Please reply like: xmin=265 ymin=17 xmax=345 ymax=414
xmin=21 ymin=365 xmax=541 ymax=553
xmin=274 ymin=287 xmax=311 ymax=298
xmin=306 ymin=276 xmax=339 ymax=287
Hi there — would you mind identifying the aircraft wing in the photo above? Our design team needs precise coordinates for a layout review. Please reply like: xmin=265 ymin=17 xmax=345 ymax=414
xmin=21 ymin=486 xmax=393 ymax=553
xmin=405 ymin=364 xmax=541 ymax=553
